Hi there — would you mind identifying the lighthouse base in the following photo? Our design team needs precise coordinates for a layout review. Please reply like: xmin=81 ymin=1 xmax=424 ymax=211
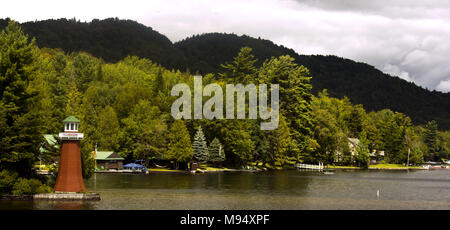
xmin=54 ymin=140 xmax=86 ymax=192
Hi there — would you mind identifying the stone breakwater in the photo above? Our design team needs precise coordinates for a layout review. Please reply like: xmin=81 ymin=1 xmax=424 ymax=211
xmin=34 ymin=193 xmax=101 ymax=201
xmin=1 ymin=193 xmax=101 ymax=201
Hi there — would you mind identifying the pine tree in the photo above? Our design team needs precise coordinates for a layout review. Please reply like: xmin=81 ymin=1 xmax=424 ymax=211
xmin=192 ymin=126 xmax=209 ymax=163
xmin=65 ymin=81 xmax=82 ymax=117
xmin=209 ymin=138 xmax=225 ymax=164
xmin=220 ymin=47 xmax=257 ymax=84
xmin=258 ymin=55 xmax=314 ymax=162
xmin=424 ymin=120 xmax=438 ymax=160
xmin=153 ymin=68 xmax=165 ymax=95
xmin=0 ymin=21 xmax=43 ymax=177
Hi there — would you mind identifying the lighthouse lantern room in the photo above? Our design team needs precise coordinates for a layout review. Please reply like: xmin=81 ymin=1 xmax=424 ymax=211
xmin=59 ymin=116 xmax=84 ymax=140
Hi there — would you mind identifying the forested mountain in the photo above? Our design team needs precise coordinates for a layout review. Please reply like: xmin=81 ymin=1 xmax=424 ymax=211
xmin=0 ymin=18 xmax=185 ymax=68
xmin=1 ymin=18 xmax=449 ymax=129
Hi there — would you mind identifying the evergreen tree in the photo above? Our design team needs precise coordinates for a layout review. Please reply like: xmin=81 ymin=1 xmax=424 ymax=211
xmin=153 ymin=68 xmax=165 ymax=95
xmin=192 ymin=126 xmax=209 ymax=163
xmin=65 ymin=81 xmax=82 ymax=116
xmin=345 ymin=105 xmax=365 ymax=138
xmin=220 ymin=47 xmax=257 ymax=84
xmin=208 ymin=137 xmax=225 ymax=164
xmin=72 ymin=52 xmax=101 ymax=92
xmin=166 ymin=120 xmax=193 ymax=169
xmin=258 ymin=55 xmax=314 ymax=161
xmin=81 ymin=150 xmax=96 ymax=179
xmin=423 ymin=120 xmax=438 ymax=161
xmin=0 ymin=21 xmax=42 ymax=177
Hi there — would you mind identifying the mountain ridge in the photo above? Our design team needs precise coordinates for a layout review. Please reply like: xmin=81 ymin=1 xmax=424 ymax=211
xmin=1 ymin=18 xmax=449 ymax=129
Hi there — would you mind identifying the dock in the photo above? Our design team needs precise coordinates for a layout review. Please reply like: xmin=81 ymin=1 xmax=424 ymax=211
xmin=295 ymin=162 xmax=324 ymax=170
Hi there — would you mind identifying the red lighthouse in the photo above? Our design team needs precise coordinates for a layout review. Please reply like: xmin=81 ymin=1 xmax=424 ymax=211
xmin=54 ymin=116 xmax=86 ymax=192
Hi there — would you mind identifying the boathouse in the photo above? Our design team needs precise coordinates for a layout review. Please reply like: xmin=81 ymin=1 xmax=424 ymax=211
xmin=95 ymin=151 xmax=125 ymax=170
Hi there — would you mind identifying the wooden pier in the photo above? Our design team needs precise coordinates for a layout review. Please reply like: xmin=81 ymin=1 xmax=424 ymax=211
xmin=295 ymin=162 xmax=324 ymax=170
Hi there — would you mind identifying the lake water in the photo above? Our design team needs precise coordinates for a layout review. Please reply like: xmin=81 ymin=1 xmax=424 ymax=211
xmin=1 ymin=169 xmax=449 ymax=210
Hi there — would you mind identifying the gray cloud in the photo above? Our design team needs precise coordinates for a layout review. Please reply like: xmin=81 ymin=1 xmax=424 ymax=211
xmin=296 ymin=0 xmax=450 ymax=18
xmin=287 ymin=0 xmax=450 ymax=91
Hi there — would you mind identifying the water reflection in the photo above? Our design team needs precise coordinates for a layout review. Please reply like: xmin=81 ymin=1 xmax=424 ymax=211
xmin=33 ymin=201 xmax=95 ymax=210
xmin=1 ymin=170 xmax=449 ymax=210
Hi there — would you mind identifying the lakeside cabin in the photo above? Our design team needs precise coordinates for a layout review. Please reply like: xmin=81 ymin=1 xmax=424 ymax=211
xmin=95 ymin=151 xmax=125 ymax=170
xmin=369 ymin=150 xmax=385 ymax=164
xmin=334 ymin=138 xmax=386 ymax=165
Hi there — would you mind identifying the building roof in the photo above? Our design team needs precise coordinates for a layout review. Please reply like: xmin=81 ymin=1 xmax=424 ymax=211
xmin=370 ymin=150 xmax=385 ymax=157
xmin=95 ymin=151 xmax=124 ymax=161
xmin=43 ymin=134 xmax=57 ymax=145
xmin=63 ymin=116 xmax=80 ymax=123
xmin=40 ymin=134 xmax=59 ymax=153
xmin=348 ymin=138 xmax=360 ymax=146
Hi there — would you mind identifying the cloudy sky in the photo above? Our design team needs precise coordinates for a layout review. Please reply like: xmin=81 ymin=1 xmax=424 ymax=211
xmin=2 ymin=0 xmax=450 ymax=92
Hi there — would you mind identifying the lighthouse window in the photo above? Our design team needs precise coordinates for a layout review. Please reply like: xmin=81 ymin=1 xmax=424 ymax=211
xmin=65 ymin=123 xmax=69 ymax=130
xmin=71 ymin=123 xmax=74 ymax=130
xmin=75 ymin=123 xmax=78 ymax=130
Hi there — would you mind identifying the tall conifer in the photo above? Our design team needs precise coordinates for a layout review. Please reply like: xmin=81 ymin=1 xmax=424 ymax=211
xmin=192 ymin=126 xmax=209 ymax=163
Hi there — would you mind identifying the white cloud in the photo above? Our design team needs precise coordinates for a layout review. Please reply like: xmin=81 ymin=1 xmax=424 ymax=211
xmin=436 ymin=79 xmax=450 ymax=92
xmin=1 ymin=0 xmax=450 ymax=92
xmin=382 ymin=64 xmax=412 ymax=82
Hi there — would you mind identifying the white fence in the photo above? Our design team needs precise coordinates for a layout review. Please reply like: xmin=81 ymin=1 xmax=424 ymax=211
xmin=295 ymin=162 xmax=324 ymax=170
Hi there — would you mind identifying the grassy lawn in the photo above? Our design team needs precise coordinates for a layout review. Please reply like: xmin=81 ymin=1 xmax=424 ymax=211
xmin=147 ymin=164 xmax=231 ymax=172
xmin=34 ymin=164 xmax=55 ymax=171
xmin=327 ymin=164 xmax=423 ymax=169
xmin=147 ymin=168 xmax=186 ymax=172
xmin=369 ymin=164 xmax=422 ymax=169
xmin=198 ymin=164 xmax=231 ymax=171
xmin=249 ymin=162 xmax=287 ymax=170
xmin=327 ymin=165 xmax=359 ymax=169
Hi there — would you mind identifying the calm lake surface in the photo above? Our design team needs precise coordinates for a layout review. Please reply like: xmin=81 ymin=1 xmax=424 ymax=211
xmin=1 ymin=169 xmax=449 ymax=210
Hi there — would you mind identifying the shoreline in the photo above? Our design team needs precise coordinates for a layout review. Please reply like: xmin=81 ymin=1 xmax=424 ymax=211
xmin=327 ymin=167 xmax=429 ymax=170
xmin=94 ymin=168 xmax=264 ymax=174
xmin=93 ymin=166 xmax=443 ymax=174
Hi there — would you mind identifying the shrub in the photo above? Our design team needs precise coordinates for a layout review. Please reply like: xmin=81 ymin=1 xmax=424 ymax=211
xmin=12 ymin=178 xmax=52 ymax=195
xmin=0 ymin=170 xmax=19 ymax=194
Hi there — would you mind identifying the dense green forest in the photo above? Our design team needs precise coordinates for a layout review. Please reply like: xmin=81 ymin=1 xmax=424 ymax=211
xmin=0 ymin=20 xmax=449 ymax=194
xmin=1 ymin=18 xmax=449 ymax=129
